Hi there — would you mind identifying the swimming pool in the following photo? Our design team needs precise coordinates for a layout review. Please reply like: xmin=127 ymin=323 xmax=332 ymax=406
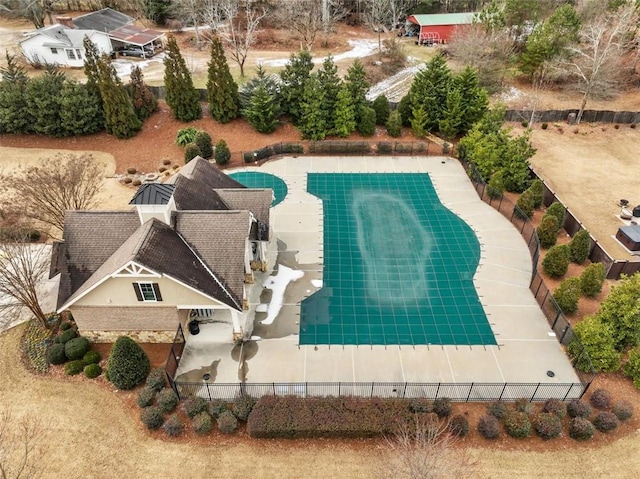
xmin=300 ymin=173 xmax=495 ymax=346
xmin=228 ymin=171 xmax=288 ymax=206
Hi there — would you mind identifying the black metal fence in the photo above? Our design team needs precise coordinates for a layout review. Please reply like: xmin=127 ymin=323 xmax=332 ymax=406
xmin=504 ymin=109 xmax=640 ymax=124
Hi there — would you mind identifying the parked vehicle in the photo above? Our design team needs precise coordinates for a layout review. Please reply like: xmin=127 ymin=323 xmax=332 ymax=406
xmin=117 ymin=45 xmax=153 ymax=58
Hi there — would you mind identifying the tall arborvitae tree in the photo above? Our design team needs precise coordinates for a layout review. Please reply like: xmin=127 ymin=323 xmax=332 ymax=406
xmin=24 ymin=67 xmax=65 ymax=136
xmin=409 ymin=53 xmax=452 ymax=134
xmin=316 ymin=54 xmax=341 ymax=132
xmin=164 ymin=35 xmax=202 ymax=122
xmin=244 ymin=84 xmax=279 ymax=133
xmin=332 ymin=83 xmax=356 ymax=138
xmin=97 ymin=55 xmax=142 ymax=139
xmin=206 ymin=35 xmax=239 ymax=124
xmin=438 ymin=88 xmax=464 ymax=140
xmin=0 ymin=52 xmax=29 ymax=133
xmin=454 ymin=66 xmax=489 ymax=134
xmin=59 ymin=81 xmax=103 ymax=135
xmin=82 ymin=36 xmax=105 ymax=126
xmin=344 ymin=59 xmax=370 ymax=123
xmin=279 ymin=50 xmax=314 ymax=125
xmin=298 ymin=74 xmax=328 ymax=140
xmin=128 ymin=66 xmax=158 ymax=121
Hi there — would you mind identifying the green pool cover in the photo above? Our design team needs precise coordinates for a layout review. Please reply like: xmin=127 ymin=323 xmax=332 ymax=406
xmin=301 ymin=173 xmax=495 ymax=346
xmin=228 ymin=171 xmax=288 ymax=206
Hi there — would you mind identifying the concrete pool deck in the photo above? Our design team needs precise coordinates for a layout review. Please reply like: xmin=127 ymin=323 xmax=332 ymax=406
xmin=175 ymin=155 xmax=580 ymax=390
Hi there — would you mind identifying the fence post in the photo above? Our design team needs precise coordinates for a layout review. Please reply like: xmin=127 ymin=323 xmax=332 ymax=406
xmin=338 ymin=382 xmax=341 ymax=397
xmin=466 ymin=382 xmax=474 ymax=402
xmin=272 ymin=382 xmax=276 ymax=396
xmin=563 ymin=385 xmax=572 ymax=401
xmin=435 ymin=383 xmax=441 ymax=398
xmin=371 ymin=382 xmax=375 ymax=397
xmin=402 ymin=383 xmax=407 ymax=398
xmin=531 ymin=383 xmax=541 ymax=401
xmin=499 ymin=383 xmax=507 ymax=400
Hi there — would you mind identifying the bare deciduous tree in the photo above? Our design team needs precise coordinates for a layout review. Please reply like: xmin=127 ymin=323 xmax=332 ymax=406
xmin=380 ymin=415 xmax=477 ymax=479
xmin=0 ymin=409 xmax=48 ymax=479
xmin=364 ymin=0 xmax=393 ymax=53
xmin=171 ymin=0 xmax=208 ymax=49
xmin=2 ymin=153 xmax=104 ymax=236
xmin=204 ymin=0 xmax=268 ymax=77
xmin=273 ymin=0 xmax=347 ymax=51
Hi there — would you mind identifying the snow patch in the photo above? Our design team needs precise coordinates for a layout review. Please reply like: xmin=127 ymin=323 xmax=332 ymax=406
xmin=112 ymin=53 xmax=166 ymax=80
xmin=255 ymin=304 xmax=268 ymax=313
xmin=250 ymin=335 xmax=263 ymax=341
xmin=499 ymin=86 xmax=523 ymax=103
xmin=258 ymin=39 xmax=378 ymax=67
xmin=366 ymin=63 xmax=422 ymax=101
xmin=260 ymin=265 xmax=304 ymax=325
xmin=311 ymin=279 xmax=323 ymax=288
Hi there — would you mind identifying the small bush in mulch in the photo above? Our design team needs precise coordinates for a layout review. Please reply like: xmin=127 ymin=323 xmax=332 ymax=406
xmin=146 ymin=368 xmax=167 ymax=392
xmin=60 ymin=322 xmax=72 ymax=331
xmin=82 ymin=350 xmax=101 ymax=366
xmin=47 ymin=343 xmax=67 ymax=365
xmin=612 ymin=400 xmax=634 ymax=422
xmin=569 ymin=417 xmax=595 ymax=441
xmin=233 ymin=396 xmax=257 ymax=422
xmin=503 ymin=411 xmax=531 ymax=439
xmin=567 ymin=399 xmax=592 ymax=418
xmin=487 ymin=401 xmax=508 ymax=419
xmin=217 ymin=411 xmax=239 ymax=434
xmin=545 ymin=202 xmax=566 ymax=227
xmin=589 ymin=389 xmax=612 ymax=410
xmin=593 ymin=411 xmax=618 ymax=433
xmin=136 ymin=387 xmax=156 ymax=408
xmin=542 ymin=244 xmax=570 ymax=278
xmin=54 ymin=328 xmax=77 ymax=344
xmin=553 ymin=277 xmax=581 ymax=315
xmin=449 ymin=414 xmax=469 ymax=437
xmin=514 ymin=191 xmax=535 ymax=219
xmin=514 ymin=398 xmax=535 ymax=415
xmin=408 ymin=399 xmax=432 ymax=414
xmin=580 ymin=262 xmax=605 ymax=298
xmin=433 ymin=398 xmax=452 ymax=418
xmin=477 ymin=414 xmax=501 ymax=439
xmin=209 ymin=399 xmax=228 ymax=418
xmin=64 ymin=360 xmax=84 ymax=376
xmin=184 ymin=396 xmax=208 ymax=418
xmin=106 ymin=336 xmax=150 ymax=391
xmin=157 ymin=389 xmax=179 ymax=414
xmin=537 ymin=214 xmax=560 ymax=249
xmin=541 ymin=398 xmax=566 ymax=418
xmin=533 ymin=412 xmax=563 ymax=440
xmin=140 ymin=406 xmax=164 ymax=430
xmin=193 ymin=412 xmax=213 ymax=435
xmin=163 ymin=414 xmax=184 ymax=437
xmin=64 ymin=336 xmax=90 ymax=361
xmin=84 ymin=363 xmax=102 ymax=379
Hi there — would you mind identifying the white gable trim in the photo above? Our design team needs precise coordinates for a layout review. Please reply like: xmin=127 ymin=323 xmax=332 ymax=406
xmin=113 ymin=261 xmax=161 ymax=277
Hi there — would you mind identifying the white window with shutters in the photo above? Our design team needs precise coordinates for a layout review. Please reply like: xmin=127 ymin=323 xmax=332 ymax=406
xmin=134 ymin=282 xmax=162 ymax=302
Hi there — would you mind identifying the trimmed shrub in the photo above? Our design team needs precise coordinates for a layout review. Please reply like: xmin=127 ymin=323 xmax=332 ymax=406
xmin=569 ymin=230 xmax=591 ymax=264
xmin=624 ymin=348 xmax=640 ymax=388
xmin=529 ymin=179 xmax=544 ymax=208
xmin=140 ymin=406 xmax=164 ymax=430
xmin=357 ymin=106 xmax=377 ymax=137
xmin=569 ymin=417 xmax=595 ymax=440
xmin=569 ymin=315 xmax=620 ymax=373
xmin=82 ymin=350 xmax=101 ymax=366
xmin=64 ymin=336 xmax=90 ymax=361
xmin=433 ymin=398 xmax=452 ymax=418
xmin=514 ymin=398 xmax=534 ymax=414
xmin=184 ymin=396 xmax=208 ymax=418
xmin=542 ymin=398 xmax=566 ymax=418
xmin=567 ymin=399 xmax=592 ymax=418
xmin=487 ymin=172 xmax=505 ymax=199
xmin=514 ymin=191 xmax=535 ymax=219
xmin=408 ymin=399 xmax=432 ymax=414
xmin=60 ymin=322 xmax=72 ymax=331
xmin=533 ymin=412 xmax=562 ymax=440
xmin=386 ymin=110 xmax=402 ymax=137
xmin=233 ymin=396 xmax=257 ymax=421
xmin=477 ymin=414 xmax=501 ymax=439
xmin=184 ymin=142 xmax=201 ymax=164
xmin=194 ymin=130 xmax=213 ymax=159
xmin=612 ymin=400 xmax=634 ymax=421
xmin=209 ymin=399 xmax=229 ymax=418
xmin=449 ymin=414 xmax=469 ymax=437
xmin=487 ymin=401 xmax=508 ymax=419
xmin=218 ymin=410 xmax=239 ymax=434
xmin=64 ymin=360 xmax=84 ymax=376
xmin=553 ymin=277 xmax=581 ymax=315
xmin=537 ymin=215 xmax=560 ymax=249
xmin=589 ymin=389 xmax=612 ymax=410
xmin=137 ymin=387 xmax=156 ymax=408
xmin=163 ymin=414 xmax=184 ymax=437
xmin=54 ymin=328 xmax=77 ymax=344
xmin=106 ymin=336 xmax=150 ymax=391
xmin=214 ymin=139 xmax=231 ymax=165
xmin=545 ymin=202 xmax=566 ymax=228
xmin=193 ymin=411 xmax=213 ymax=435
xmin=47 ymin=343 xmax=67 ymax=365
xmin=580 ymin=262 xmax=605 ymax=298
xmin=84 ymin=363 xmax=102 ymax=379
xmin=542 ymin=244 xmax=570 ymax=278
xmin=593 ymin=411 xmax=618 ymax=433
xmin=504 ymin=411 xmax=531 ymax=438
xmin=146 ymin=368 xmax=166 ymax=392
xmin=157 ymin=389 xmax=179 ymax=413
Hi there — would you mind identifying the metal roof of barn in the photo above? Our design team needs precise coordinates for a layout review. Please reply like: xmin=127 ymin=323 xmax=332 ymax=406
xmin=407 ymin=12 xmax=476 ymax=26
xmin=129 ymin=183 xmax=176 ymax=205
xmin=72 ymin=8 xmax=133 ymax=32
xmin=109 ymin=25 xmax=165 ymax=46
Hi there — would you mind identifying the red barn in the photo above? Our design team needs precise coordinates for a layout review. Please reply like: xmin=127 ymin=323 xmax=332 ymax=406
xmin=406 ymin=12 xmax=476 ymax=45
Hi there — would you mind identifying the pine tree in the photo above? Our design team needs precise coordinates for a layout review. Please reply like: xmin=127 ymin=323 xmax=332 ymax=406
xmin=386 ymin=110 xmax=402 ymax=138
xmin=454 ymin=66 xmax=489 ymax=134
xmin=164 ymin=35 xmax=202 ymax=122
xmin=97 ymin=54 xmax=142 ymax=139
xmin=128 ymin=66 xmax=158 ymax=121
xmin=239 ymin=64 xmax=280 ymax=110
xmin=298 ymin=74 xmax=328 ymax=140
xmin=332 ymin=83 xmax=356 ymax=138
xmin=410 ymin=106 xmax=427 ymax=138
xmin=316 ymin=55 xmax=341 ymax=132
xmin=408 ymin=53 xmax=452 ymax=133
xmin=244 ymin=84 xmax=279 ymax=133
xmin=59 ymin=80 xmax=102 ymax=135
xmin=344 ymin=59 xmax=370 ymax=123
xmin=82 ymin=36 xmax=105 ymax=126
xmin=358 ymin=106 xmax=376 ymax=137
xmin=372 ymin=94 xmax=390 ymax=126
xmin=0 ymin=52 xmax=29 ymax=133
xmin=206 ymin=35 xmax=239 ymax=124
xmin=279 ymin=50 xmax=313 ymax=125
xmin=24 ymin=67 xmax=65 ymax=136
xmin=438 ymin=88 xmax=464 ymax=140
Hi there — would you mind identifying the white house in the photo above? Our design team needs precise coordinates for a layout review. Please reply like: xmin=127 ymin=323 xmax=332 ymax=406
xmin=20 ymin=24 xmax=112 ymax=68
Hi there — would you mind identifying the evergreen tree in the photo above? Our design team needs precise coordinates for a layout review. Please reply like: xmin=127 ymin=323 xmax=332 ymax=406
xmin=358 ymin=106 xmax=376 ymax=137
xmin=164 ymin=35 xmax=202 ymax=122
xmin=24 ymin=67 xmax=65 ymax=136
xmin=194 ymin=130 xmax=213 ymax=159
xmin=408 ymin=53 xmax=452 ymax=133
xmin=279 ymin=50 xmax=313 ymax=125
xmin=316 ymin=55 xmax=341 ymax=132
xmin=59 ymin=81 xmax=102 ymax=135
xmin=372 ymin=94 xmax=390 ymax=126
xmin=82 ymin=36 xmax=104 ymax=126
xmin=397 ymin=94 xmax=412 ymax=127
xmin=411 ymin=106 xmax=427 ymax=138
xmin=332 ymin=83 xmax=356 ymax=138
xmin=144 ymin=0 xmax=172 ymax=25
xmin=97 ymin=54 xmax=142 ymax=139
xmin=206 ymin=35 xmax=239 ymax=124
xmin=298 ymin=74 xmax=328 ymax=140
xmin=344 ymin=59 xmax=370 ymax=123
xmin=214 ymin=139 xmax=231 ymax=165
xmin=128 ymin=66 xmax=157 ymax=121
xmin=244 ymin=84 xmax=279 ymax=133
xmin=386 ymin=110 xmax=402 ymax=138
xmin=454 ymin=66 xmax=489 ymax=134
xmin=239 ymin=64 xmax=280 ymax=110
xmin=0 ymin=52 xmax=29 ymax=133
xmin=438 ymin=88 xmax=464 ymax=139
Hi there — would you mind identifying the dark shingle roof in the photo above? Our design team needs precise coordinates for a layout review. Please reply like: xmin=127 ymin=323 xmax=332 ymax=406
xmin=129 ymin=183 xmax=176 ymax=205
xmin=216 ymin=189 xmax=272 ymax=240
xmin=72 ymin=8 xmax=133 ymax=32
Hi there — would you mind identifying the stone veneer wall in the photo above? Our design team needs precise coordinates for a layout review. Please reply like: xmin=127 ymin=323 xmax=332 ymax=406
xmin=82 ymin=330 xmax=176 ymax=343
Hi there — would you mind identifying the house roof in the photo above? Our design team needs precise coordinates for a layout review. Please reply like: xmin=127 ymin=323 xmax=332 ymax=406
xmin=216 ymin=189 xmax=272 ymax=240
xmin=407 ymin=12 xmax=476 ymax=27
xmin=19 ymin=24 xmax=108 ymax=49
xmin=109 ymin=25 xmax=165 ymax=46
xmin=129 ymin=183 xmax=176 ymax=205
xmin=72 ymin=8 xmax=134 ymax=32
